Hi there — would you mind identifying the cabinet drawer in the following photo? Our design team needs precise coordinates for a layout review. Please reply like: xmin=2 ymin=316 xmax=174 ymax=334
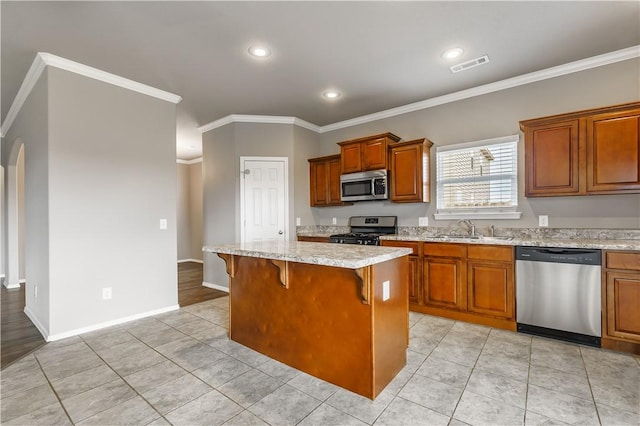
xmin=297 ymin=236 xmax=330 ymax=243
xmin=467 ymin=245 xmax=513 ymax=262
xmin=424 ymin=242 xmax=465 ymax=258
xmin=606 ymin=252 xmax=640 ymax=271
xmin=381 ymin=240 xmax=421 ymax=256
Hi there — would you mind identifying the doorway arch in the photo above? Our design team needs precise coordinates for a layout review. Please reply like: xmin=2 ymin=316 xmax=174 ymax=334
xmin=4 ymin=138 xmax=24 ymax=289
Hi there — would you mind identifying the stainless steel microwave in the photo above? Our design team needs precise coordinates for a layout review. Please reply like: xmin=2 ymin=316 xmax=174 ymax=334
xmin=340 ymin=170 xmax=388 ymax=202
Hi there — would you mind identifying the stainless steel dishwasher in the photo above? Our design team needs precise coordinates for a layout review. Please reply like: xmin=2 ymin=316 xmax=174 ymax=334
xmin=515 ymin=246 xmax=602 ymax=346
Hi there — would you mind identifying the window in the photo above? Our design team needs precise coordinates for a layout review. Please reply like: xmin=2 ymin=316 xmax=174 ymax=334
xmin=435 ymin=135 xmax=521 ymax=220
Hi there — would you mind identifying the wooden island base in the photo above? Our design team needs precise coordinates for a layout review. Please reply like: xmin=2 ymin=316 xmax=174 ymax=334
xmin=218 ymin=254 xmax=409 ymax=400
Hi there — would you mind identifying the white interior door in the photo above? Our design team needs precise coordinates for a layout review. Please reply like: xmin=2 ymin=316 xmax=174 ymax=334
xmin=240 ymin=157 xmax=288 ymax=242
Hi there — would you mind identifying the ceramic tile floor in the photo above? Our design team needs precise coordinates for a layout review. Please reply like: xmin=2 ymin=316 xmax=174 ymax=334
xmin=1 ymin=296 xmax=639 ymax=425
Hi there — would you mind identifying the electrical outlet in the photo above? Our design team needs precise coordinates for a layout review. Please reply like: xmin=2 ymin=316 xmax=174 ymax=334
xmin=539 ymin=215 xmax=549 ymax=227
xmin=296 ymin=217 xmax=301 ymax=226
xmin=102 ymin=287 xmax=112 ymax=300
xmin=418 ymin=217 xmax=429 ymax=227
xmin=332 ymin=217 xmax=337 ymax=225
xmin=34 ymin=285 xmax=38 ymax=299
xmin=382 ymin=281 xmax=390 ymax=301
xmin=159 ymin=219 xmax=168 ymax=230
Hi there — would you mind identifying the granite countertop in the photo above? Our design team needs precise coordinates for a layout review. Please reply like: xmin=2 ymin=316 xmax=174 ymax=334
xmin=295 ymin=230 xmax=639 ymax=251
xmin=203 ymin=241 xmax=412 ymax=269
xmin=379 ymin=235 xmax=640 ymax=251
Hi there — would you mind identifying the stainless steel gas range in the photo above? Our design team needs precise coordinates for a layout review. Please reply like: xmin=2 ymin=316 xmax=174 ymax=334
xmin=329 ymin=216 xmax=397 ymax=246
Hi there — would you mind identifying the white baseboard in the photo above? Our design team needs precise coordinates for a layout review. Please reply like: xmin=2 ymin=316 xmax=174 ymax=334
xmin=40 ymin=304 xmax=180 ymax=342
xmin=19 ymin=278 xmax=26 ymax=284
xmin=23 ymin=306 xmax=47 ymax=340
xmin=178 ymin=259 xmax=203 ymax=264
xmin=4 ymin=282 xmax=21 ymax=289
xmin=203 ymin=281 xmax=229 ymax=293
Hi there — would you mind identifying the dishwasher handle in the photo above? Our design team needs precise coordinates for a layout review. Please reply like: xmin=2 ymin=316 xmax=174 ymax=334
xmin=515 ymin=246 xmax=601 ymax=265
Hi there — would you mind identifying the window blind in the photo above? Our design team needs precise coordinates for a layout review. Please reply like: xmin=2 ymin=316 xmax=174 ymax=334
xmin=436 ymin=135 xmax=518 ymax=212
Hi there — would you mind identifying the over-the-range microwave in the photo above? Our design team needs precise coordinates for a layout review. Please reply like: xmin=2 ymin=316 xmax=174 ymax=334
xmin=340 ymin=170 xmax=388 ymax=202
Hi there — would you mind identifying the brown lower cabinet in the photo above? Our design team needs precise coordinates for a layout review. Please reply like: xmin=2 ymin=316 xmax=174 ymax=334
xmin=602 ymin=251 xmax=640 ymax=354
xmin=382 ymin=240 xmax=516 ymax=331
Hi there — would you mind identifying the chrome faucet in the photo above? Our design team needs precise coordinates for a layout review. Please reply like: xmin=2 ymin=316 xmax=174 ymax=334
xmin=490 ymin=225 xmax=495 ymax=237
xmin=458 ymin=219 xmax=476 ymax=237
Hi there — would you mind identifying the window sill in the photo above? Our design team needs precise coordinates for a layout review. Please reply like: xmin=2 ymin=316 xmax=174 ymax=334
xmin=434 ymin=211 xmax=522 ymax=220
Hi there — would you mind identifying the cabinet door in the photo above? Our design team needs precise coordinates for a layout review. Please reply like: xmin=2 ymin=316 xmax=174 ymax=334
xmin=390 ymin=142 xmax=429 ymax=203
xmin=363 ymin=138 xmax=387 ymax=170
xmin=467 ymin=260 xmax=514 ymax=319
xmin=423 ymin=257 xmax=466 ymax=310
xmin=587 ymin=110 xmax=640 ymax=193
xmin=524 ymin=120 xmax=580 ymax=196
xmin=341 ymin=143 xmax=362 ymax=174
xmin=309 ymin=160 xmax=328 ymax=206
xmin=605 ymin=271 xmax=640 ymax=342
xmin=381 ymin=240 xmax=422 ymax=305
xmin=328 ymin=157 xmax=343 ymax=204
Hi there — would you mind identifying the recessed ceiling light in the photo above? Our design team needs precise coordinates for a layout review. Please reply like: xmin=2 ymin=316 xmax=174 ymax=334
xmin=441 ymin=47 xmax=464 ymax=60
xmin=323 ymin=90 xmax=341 ymax=99
xmin=248 ymin=45 xmax=271 ymax=58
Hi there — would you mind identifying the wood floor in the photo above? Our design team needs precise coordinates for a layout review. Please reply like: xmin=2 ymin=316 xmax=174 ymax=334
xmin=1 ymin=261 xmax=226 ymax=369
xmin=178 ymin=261 xmax=227 ymax=306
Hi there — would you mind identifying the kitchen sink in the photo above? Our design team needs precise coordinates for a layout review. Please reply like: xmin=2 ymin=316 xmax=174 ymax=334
xmin=433 ymin=235 xmax=513 ymax=241
xmin=480 ymin=236 xmax=514 ymax=241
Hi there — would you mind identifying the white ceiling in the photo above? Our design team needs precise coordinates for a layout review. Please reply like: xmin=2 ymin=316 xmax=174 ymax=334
xmin=2 ymin=1 xmax=639 ymax=160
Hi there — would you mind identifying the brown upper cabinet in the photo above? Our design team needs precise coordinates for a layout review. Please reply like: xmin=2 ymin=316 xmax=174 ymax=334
xmin=308 ymin=154 xmax=348 ymax=207
xmin=520 ymin=102 xmax=640 ymax=197
xmin=389 ymin=138 xmax=433 ymax=203
xmin=338 ymin=133 xmax=401 ymax=173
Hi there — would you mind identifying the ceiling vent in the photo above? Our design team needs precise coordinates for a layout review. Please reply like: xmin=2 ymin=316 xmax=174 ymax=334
xmin=450 ymin=55 xmax=490 ymax=73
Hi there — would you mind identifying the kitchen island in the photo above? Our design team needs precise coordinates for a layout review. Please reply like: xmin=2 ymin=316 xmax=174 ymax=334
xmin=203 ymin=240 xmax=411 ymax=399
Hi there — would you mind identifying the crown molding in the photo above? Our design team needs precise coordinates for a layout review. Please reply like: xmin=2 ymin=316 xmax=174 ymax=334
xmin=177 ymin=157 xmax=203 ymax=164
xmin=1 ymin=52 xmax=182 ymax=137
xmin=197 ymin=45 xmax=639 ymax=135
xmin=320 ymin=45 xmax=640 ymax=133
xmin=198 ymin=114 xmax=321 ymax=134
xmin=1 ymin=54 xmax=48 ymax=137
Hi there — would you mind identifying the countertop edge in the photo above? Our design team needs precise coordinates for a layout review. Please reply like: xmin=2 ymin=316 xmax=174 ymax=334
xmin=203 ymin=243 xmax=413 ymax=269
xmin=295 ymin=233 xmax=640 ymax=251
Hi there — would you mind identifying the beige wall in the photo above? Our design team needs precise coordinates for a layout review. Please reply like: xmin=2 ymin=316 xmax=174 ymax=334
xmin=202 ymin=122 xmax=319 ymax=288
xmin=3 ymin=72 xmax=50 ymax=330
xmin=3 ymin=66 xmax=179 ymax=338
xmin=313 ymin=58 xmax=640 ymax=229
xmin=47 ymin=67 xmax=179 ymax=336
xmin=189 ymin=162 xmax=203 ymax=260
xmin=177 ymin=160 xmax=203 ymax=261
xmin=177 ymin=163 xmax=191 ymax=260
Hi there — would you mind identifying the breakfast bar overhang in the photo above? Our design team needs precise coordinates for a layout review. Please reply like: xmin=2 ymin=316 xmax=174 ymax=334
xmin=203 ymin=241 xmax=411 ymax=400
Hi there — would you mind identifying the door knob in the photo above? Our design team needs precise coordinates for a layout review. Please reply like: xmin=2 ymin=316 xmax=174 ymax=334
xmin=278 ymin=230 xmax=283 ymax=235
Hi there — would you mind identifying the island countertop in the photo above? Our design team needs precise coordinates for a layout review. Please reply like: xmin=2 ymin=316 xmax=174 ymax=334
xmin=203 ymin=240 xmax=412 ymax=269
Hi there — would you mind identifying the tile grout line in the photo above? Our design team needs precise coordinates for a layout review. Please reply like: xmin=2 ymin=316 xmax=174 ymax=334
xmin=579 ymin=345 xmax=603 ymax=426
xmin=30 ymin=354 xmax=75 ymax=425
xmin=75 ymin=332 xmax=167 ymax=425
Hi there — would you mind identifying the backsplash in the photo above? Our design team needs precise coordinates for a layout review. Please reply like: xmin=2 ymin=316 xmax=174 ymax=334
xmin=297 ymin=225 xmax=349 ymax=235
xmin=297 ymin=225 xmax=640 ymax=240
xmin=398 ymin=227 xmax=640 ymax=240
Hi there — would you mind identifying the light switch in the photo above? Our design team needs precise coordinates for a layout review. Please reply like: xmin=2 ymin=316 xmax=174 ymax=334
xmin=382 ymin=280 xmax=390 ymax=301
xmin=332 ymin=217 xmax=337 ymax=225
xmin=296 ymin=217 xmax=301 ymax=226
xmin=160 ymin=219 xmax=168 ymax=230
xmin=418 ymin=217 xmax=429 ymax=227
xmin=102 ymin=287 xmax=112 ymax=300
